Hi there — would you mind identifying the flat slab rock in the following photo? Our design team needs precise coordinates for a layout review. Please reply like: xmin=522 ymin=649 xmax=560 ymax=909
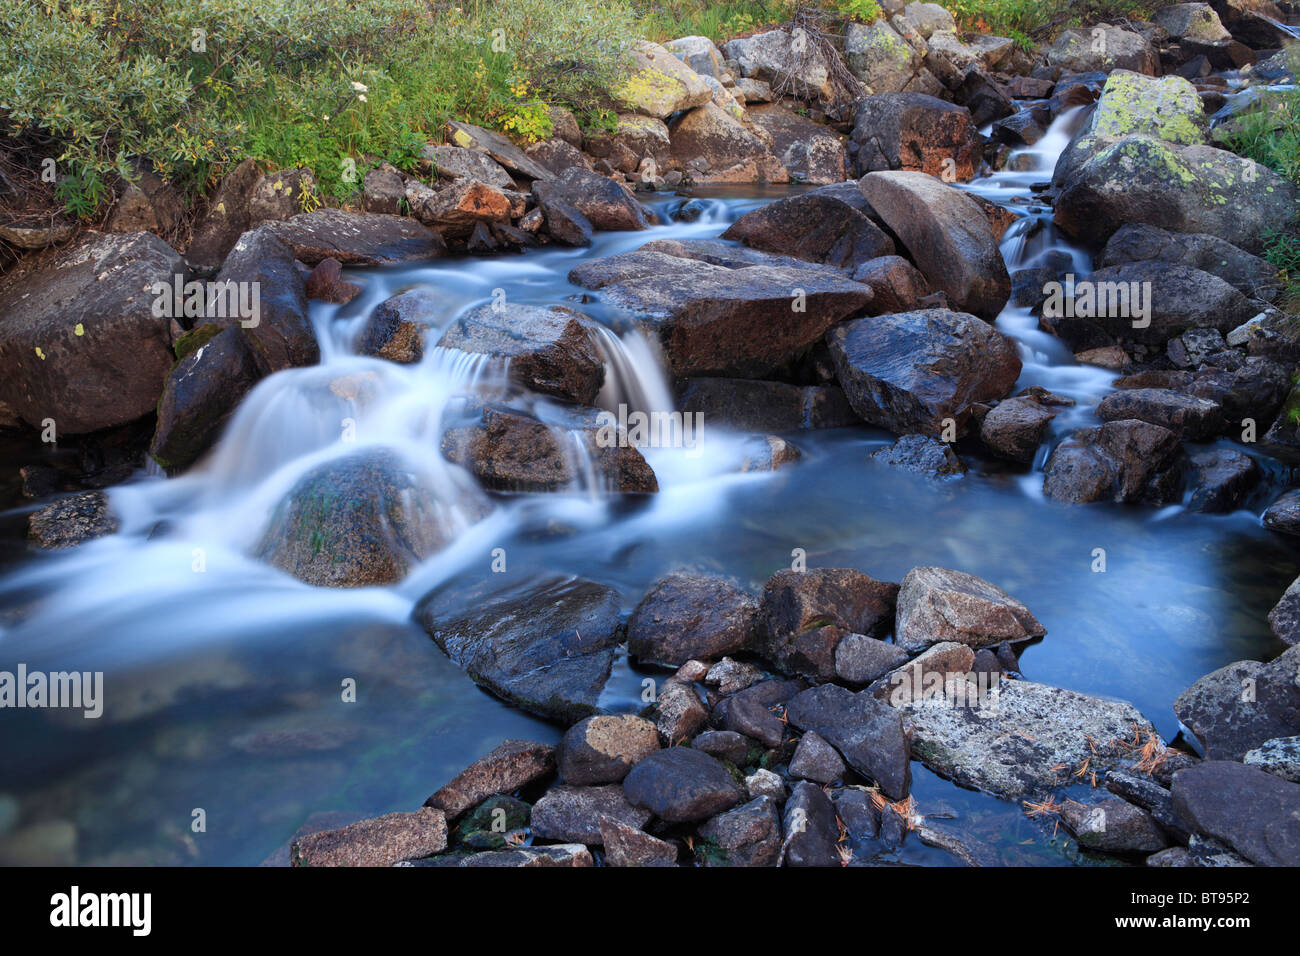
xmin=892 ymin=678 xmax=1159 ymax=799
xmin=424 ymin=739 xmax=556 ymax=819
xmin=1173 ymin=645 xmax=1300 ymax=761
xmin=1171 ymin=760 xmax=1300 ymax=866
xmin=266 ymin=209 xmax=447 ymax=265
xmin=417 ymin=574 xmax=624 ymax=724
xmin=291 ymin=807 xmax=447 ymax=866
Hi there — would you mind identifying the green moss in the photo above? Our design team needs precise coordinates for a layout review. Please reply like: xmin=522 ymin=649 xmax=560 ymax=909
xmin=172 ymin=322 xmax=223 ymax=361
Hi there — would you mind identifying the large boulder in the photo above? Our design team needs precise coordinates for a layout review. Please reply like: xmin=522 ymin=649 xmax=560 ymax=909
xmin=185 ymin=157 xmax=265 ymax=272
xmin=582 ymin=115 xmax=671 ymax=176
xmin=1097 ymin=223 xmax=1282 ymax=302
xmin=149 ymin=327 xmax=264 ymax=471
xmin=1042 ymin=419 xmax=1184 ymax=504
xmin=614 ymin=41 xmax=714 ymax=119
xmin=850 ymin=93 xmax=981 ymax=181
xmin=1043 ymin=261 xmax=1259 ymax=349
xmin=1045 ymin=24 xmax=1160 ymax=74
xmin=670 ymin=103 xmax=789 ymax=184
xmin=0 ymin=232 xmax=182 ymax=433
xmin=441 ymin=403 xmax=657 ymax=494
xmin=1054 ymin=136 xmax=1296 ymax=255
xmin=266 ymin=209 xmax=447 ymax=265
xmin=746 ymin=103 xmax=851 ymax=185
xmin=1173 ymin=645 xmax=1300 ymax=760
xmin=436 ymin=304 xmax=603 ymax=405
xmin=627 ymin=571 xmax=758 ymax=667
xmin=571 ymin=251 xmax=873 ymax=378
xmin=532 ymin=167 xmax=650 ymax=233
xmin=757 ymin=568 xmax=899 ymax=680
xmin=845 ymin=20 xmax=930 ymax=93
xmin=859 ymin=171 xmax=1010 ymax=318
xmin=257 ymin=449 xmax=474 ymax=587
xmin=723 ymin=28 xmax=859 ymax=103
xmin=1096 ymin=388 xmax=1224 ymax=439
xmin=896 ymin=566 xmax=1044 ymax=652
xmin=207 ymin=228 xmax=318 ymax=374
xmin=893 ymin=677 xmax=1159 ymax=798
xmin=827 ymin=310 xmax=1022 ymax=437
xmin=1171 ymin=760 xmax=1300 ymax=866
xmin=418 ymin=574 xmax=625 ymax=723
xmin=721 ymin=190 xmax=894 ymax=271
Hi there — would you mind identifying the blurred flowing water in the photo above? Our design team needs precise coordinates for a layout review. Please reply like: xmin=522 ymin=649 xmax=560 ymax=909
xmin=0 ymin=113 xmax=1297 ymax=866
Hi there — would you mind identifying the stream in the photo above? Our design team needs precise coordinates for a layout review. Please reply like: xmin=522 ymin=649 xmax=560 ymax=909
xmin=0 ymin=108 xmax=1297 ymax=866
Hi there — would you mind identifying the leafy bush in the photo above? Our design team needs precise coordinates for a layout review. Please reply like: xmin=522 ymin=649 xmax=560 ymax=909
xmin=0 ymin=0 xmax=640 ymax=214
xmin=943 ymin=0 xmax=1159 ymax=38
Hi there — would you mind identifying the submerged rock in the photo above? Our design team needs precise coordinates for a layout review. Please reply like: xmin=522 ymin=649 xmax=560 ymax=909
xmin=257 ymin=449 xmax=472 ymax=587
xmin=418 ymin=574 xmax=624 ymax=724
xmin=872 ymin=434 xmax=967 ymax=476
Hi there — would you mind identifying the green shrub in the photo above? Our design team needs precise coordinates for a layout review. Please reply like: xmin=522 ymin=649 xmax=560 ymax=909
xmin=0 ymin=0 xmax=640 ymax=215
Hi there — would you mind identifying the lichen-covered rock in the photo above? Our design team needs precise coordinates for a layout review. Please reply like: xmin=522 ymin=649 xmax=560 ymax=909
xmin=557 ymin=715 xmax=660 ymax=785
xmin=529 ymin=784 xmax=651 ymax=844
xmin=1045 ymin=24 xmax=1159 ymax=75
xmin=894 ymin=677 xmax=1158 ymax=798
xmin=614 ymin=41 xmax=714 ymax=119
xmin=1172 ymin=645 xmax=1300 ymax=760
xmin=896 ymin=566 xmax=1044 ymax=652
xmin=425 ymin=144 xmax=515 ymax=189
xmin=746 ymin=103 xmax=850 ymax=184
xmin=1054 ymin=136 xmax=1296 ymax=255
xmin=845 ymin=20 xmax=928 ymax=93
xmin=671 ymin=102 xmax=790 ymax=184
xmin=599 ymin=817 xmax=678 ymax=866
xmin=1244 ymin=736 xmax=1300 ymax=783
